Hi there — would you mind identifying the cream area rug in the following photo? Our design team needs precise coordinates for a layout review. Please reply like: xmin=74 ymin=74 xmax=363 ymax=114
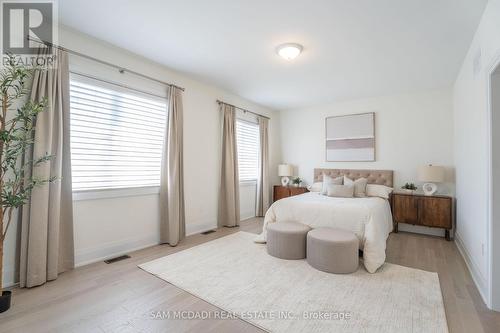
xmin=139 ymin=232 xmax=448 ymax=333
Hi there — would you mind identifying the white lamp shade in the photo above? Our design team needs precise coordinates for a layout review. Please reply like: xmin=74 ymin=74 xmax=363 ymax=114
xmin=418 ymin=165 xmax=445 ymax=183
xmin=278 ymin=164 xmax=293 ymax=177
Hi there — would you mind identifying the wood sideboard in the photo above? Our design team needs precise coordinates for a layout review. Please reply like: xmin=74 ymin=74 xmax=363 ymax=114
xmin=273 ymin=185 xmax=308 ymax=202
xmin=392 ymin=192 xmax=453 ymax=240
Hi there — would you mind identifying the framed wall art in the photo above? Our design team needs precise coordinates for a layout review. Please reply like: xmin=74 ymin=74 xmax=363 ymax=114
xmin=325 ymin=112 xmax=375 ymax=162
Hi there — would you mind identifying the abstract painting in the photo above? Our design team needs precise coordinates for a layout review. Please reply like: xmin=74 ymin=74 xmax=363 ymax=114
xmin=325 ymin=112 xmax=375 ymax=161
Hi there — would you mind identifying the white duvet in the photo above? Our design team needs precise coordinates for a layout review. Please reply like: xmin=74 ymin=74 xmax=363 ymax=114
xmin=254 ymin=192 xmax=393 ymax=273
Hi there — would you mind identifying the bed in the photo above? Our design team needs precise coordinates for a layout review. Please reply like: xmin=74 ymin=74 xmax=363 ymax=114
xmin=255 ymin=168 xmax=394 ymax=273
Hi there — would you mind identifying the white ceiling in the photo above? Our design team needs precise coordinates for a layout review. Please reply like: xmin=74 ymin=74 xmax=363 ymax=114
xmin=59 ymin=0 xmax=487 ymax=110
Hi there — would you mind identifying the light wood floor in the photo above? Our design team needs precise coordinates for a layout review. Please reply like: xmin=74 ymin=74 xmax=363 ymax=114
xmin=1 ymin=218 xmax=499 ymax=333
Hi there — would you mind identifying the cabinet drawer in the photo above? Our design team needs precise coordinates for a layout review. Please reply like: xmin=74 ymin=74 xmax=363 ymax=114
xmin=273 ymin=186 xmax=309 ymax=202
xmin=290 ymin=187 xmax=308 ymax=196
xmin=418 ymin=197 xmax=452 ymax=229
xmin=273 ymin=186 xmax=289 ymax=202
xmin=393 ymin=195 xmax=419 ymax=224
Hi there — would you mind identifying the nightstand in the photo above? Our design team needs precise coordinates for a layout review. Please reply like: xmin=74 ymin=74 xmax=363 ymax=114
xmin=273 ymin=185 xmax=308 ymax=202
xmin=392 ymin=192 xmax=453 ymax=240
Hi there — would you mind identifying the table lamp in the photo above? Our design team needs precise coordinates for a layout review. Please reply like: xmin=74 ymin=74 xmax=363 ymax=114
xmin=278 ymin=164 xmax=293 ymax=186
xmin=418 ymin=165 xmax=445 ymax=196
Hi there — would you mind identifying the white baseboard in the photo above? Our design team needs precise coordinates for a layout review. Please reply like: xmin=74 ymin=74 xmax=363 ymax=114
xmin=3 ymin=235 xmax=162 ymax=285
xmin=186 ymin=222 xmax=217 ymax=236
xmin=4 ymin=221 xmax=229 ymax=286
xmin=75 ymin=234 xmax=159 ymax=267
xmin=76 ymin=221 xmax=220 ymax=267
xmin=454 ymin=232 xmax=489 ymax=306
xmin=240 ymin=213 xmax=256 ymax=221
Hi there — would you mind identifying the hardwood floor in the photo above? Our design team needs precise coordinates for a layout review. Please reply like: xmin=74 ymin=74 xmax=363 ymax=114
xmin=1 ymin=218 xmax=499 ymax=333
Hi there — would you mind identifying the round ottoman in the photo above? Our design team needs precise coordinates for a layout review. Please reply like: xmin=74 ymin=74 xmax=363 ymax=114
xmin=267 ymin=222 xmax=311 ymax=259
xmin=307 ymin=228 xmax=359 ymax=273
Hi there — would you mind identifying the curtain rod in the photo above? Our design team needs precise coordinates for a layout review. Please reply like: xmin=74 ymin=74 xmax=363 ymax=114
xmin=217 ymin=100 xmax=270 ymax=120
xmin=27 ymin=36 xmax=185 ymax=92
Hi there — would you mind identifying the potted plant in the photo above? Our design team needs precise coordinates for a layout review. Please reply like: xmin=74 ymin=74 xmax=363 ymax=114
xmin=0 ymin=56 xmax=54 ymax=313
xmin=401 ymin=182 xmax=418 ymax=194
xmin=291 ymin=177 xmax=302 ymax=187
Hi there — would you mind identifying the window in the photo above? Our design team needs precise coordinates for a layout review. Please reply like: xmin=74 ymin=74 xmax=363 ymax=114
xmin=236 ymin=119 xmax=260 ymax=181
xmin=69 ymin=74 xmax=167 ymax=191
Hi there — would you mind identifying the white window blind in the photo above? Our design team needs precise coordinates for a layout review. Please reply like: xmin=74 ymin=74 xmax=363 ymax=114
xmin=236 ymin=119 xmax=260 ymax=181
xmin=69 ymin=74 xmax=167 ymax=191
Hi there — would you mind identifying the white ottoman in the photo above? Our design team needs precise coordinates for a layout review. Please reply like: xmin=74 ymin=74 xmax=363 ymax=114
xmin=307 ymin=227 xmax=359 ymax=273
xmin=267 ymin=222 xmax=311 ymax=260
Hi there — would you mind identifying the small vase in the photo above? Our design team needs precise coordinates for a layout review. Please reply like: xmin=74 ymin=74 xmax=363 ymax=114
xmin=403 ymin=189 xmax=415 ymax=194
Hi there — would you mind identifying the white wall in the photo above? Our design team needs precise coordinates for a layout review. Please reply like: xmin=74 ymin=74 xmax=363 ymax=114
xmin=73 ymin=193 xmax=160 ymax=266
xmin=2 ymin=26 xmax=282 ymax=286
xmin=453 ymin=0 xmax=500 ymax=309
xmin=280 ymin=89 xmax=455 ymax=236
xmin=491 ymin=69 xmax=500 ymax=311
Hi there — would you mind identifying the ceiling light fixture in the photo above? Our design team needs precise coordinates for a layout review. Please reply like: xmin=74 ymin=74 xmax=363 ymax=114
xmin=276 ymin=43 xmax=303 ymax=60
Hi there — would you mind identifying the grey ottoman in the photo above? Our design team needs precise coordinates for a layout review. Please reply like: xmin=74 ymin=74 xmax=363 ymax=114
xmin=267 ymin=222 xmax=311 ymax=259
xmin=307 ymin=228 xmax=359 ymax=274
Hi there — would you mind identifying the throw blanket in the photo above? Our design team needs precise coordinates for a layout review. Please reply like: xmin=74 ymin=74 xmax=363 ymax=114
xmin=255 ymin=192 xmax=393 ymax=273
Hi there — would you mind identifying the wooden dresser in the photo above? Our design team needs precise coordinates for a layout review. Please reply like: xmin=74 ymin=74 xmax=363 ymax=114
xmin=392 ymin=192 xmax=453 ymax=240
xmin=273 ymin=185 xmax=308 ymax=202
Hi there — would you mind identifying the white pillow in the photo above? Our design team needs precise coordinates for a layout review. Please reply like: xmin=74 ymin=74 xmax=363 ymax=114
xmin=327 ymin=184 xmax=354 ymax=198
xmin=366 ymin=184 xmax=393 ymax=199
xmin=344 ymin=176 xmax=368 ymax=197
xmin=308 ymin=182 xmax=323 ymax=192
xmin=321 ymin=174 xmax=343 ymax=195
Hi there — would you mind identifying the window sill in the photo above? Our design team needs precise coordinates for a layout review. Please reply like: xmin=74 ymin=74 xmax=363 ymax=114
xmin=73 ymin=186 xmax=160 ymax=201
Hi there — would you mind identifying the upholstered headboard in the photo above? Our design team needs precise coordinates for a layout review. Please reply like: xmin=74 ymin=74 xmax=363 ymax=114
xmin=313 ymin=168 xmax=393 ymax=187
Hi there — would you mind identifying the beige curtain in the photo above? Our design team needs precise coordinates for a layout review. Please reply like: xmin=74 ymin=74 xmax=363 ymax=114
xmin=159 ymin=86 xmax=185 ymax=246
xmin=218 ymin=104 xmax=240 ymax=227
xmin=20 ymin=49 xmax=74 ymax=288
xmin=256 ymin=117 xmax=270 ymax=216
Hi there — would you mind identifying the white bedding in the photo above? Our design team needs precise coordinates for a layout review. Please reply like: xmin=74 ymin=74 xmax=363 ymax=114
xmin=254 ymin=192 xmax=393 ymax=273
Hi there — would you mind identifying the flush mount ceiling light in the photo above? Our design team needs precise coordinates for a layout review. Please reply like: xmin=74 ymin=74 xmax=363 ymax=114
xmin=276 ymin=43 xmax=303 ymax=60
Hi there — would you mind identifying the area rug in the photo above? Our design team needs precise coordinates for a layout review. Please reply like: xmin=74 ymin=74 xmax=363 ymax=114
xmin=139 ymin=232 xmax=448 ymax=333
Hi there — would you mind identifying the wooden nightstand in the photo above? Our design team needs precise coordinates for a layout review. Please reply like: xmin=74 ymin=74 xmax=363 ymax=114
xmin=273 ymin=185 xmax=308 ymax=202
xmin=392 ymin=192 xmax=453 ymax=240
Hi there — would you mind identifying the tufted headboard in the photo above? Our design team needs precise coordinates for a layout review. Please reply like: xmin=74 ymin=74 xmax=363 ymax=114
xmin=313 ymin=168 xmax=393 ymax=187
